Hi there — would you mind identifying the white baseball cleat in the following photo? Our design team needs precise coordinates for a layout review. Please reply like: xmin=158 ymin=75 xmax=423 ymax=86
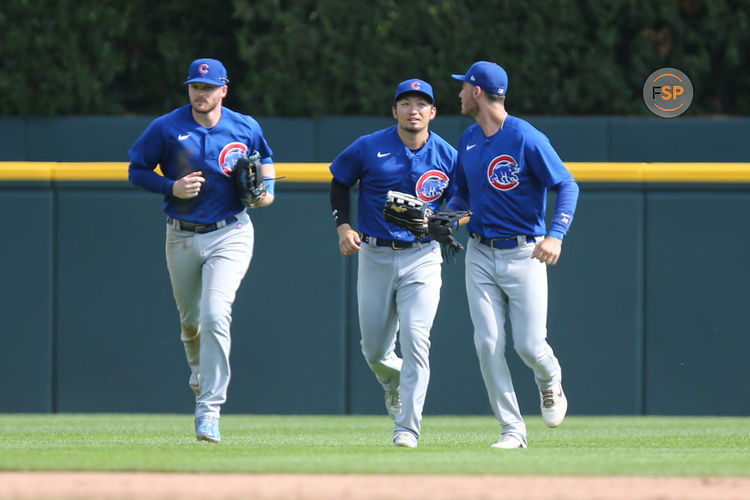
xmin=490 ymin=434 xmax=527 ymax=449
xmin=540 ymin=383 xmax=568 ymax=428
xmin=393 ymin=431 xmax=418 ymax=448
xmin=385 ymin=388 xmax=402 ymax=420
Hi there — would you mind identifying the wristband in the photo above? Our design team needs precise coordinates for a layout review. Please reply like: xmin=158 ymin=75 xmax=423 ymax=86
xmin=263 ymin=177 xmax=276 ymax=197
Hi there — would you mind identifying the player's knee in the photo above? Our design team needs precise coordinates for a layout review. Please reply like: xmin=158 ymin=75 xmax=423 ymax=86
xmin=514 ymin=344 xmax=546 ymax=366
xmin=474 ymin=334 xmax=504 ymax=359
xmin=201 ymin=303 xmax=232 ymax=329
xmin=180 ymin=323 xmax=200 ymax=341
xmin=362 ymin=348 xmax=388 ymax=365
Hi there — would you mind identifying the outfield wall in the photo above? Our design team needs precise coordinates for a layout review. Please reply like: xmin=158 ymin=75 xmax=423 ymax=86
xmin=2 ymin=160 xmax=749 ymax=417
xmin=1 ymin=115 xmax=749 ymax=416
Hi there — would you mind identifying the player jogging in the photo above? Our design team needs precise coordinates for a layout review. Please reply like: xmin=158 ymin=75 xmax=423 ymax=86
xmin=446 ymin=61 xmax=579 ymax=449
xmin=128 ymin=58 xmax=277 ymax=443
xmin=329 ymin=79 xmax=457 ymax=448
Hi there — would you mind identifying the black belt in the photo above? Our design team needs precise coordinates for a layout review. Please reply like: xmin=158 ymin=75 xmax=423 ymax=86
xmin=470 ymin=232 xmax=537 ymax=249
xmin=362 ymin=234 xmax=419 ymax=249
xmin=167 ymin=215 xmax=237 ymax=234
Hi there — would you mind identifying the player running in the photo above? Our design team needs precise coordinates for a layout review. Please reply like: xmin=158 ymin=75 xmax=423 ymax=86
xmin=329 ymin=79 xmax=457 ymax=448
xmin=128 ymin=58 xmax=277 ymax=443
xmin=446 ymin=61 xmax=579 ymax=449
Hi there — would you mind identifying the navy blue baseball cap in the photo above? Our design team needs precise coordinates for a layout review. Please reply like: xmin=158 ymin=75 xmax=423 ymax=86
xmin=394 ymin=79 xmax=434 ymax=104
xmin=185 ymin=58 xmax=229 ymax=86
xmin=452 ymin=61 xmax=508 ymax=96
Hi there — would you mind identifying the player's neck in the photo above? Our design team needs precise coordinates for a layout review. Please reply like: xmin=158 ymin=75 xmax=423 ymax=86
xmin=192 ymin=107 xmax=223 ymax=129
xmin=397 ymin=128 xmax=429 ymax=151
xmin=476 ymin=105 xmax=507 ymax=138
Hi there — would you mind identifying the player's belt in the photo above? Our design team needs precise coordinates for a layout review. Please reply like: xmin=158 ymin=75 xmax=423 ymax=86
xmin=470 ymin=233 xmax=536 ymax=249
xmin=362 ymin=234 xmax=419 ymax=250
xmin=167 ymin=215 xmax=237 ymax=234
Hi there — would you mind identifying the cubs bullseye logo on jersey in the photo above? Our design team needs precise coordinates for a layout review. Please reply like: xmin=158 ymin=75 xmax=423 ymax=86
xmin=415 ymin=170 xmax=449 ymax=202
xmin=487 ymin=155 xmax=520 ymax=191
xmin=218 ymin=142 xmax=249 ymax=176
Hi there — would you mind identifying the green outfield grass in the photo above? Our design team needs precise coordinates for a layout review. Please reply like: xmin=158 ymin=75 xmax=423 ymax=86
xmin=0 ymin=414 xmax=748 ymax=476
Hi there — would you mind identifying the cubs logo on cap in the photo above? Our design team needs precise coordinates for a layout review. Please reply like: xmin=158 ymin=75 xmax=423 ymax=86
xmin=185 ymin=58 xmax=229 ymax=86
xmin=452 ymin=61 xmax=508 ymax=96
xmin=394 ymin=79 xmax=434 ymax=103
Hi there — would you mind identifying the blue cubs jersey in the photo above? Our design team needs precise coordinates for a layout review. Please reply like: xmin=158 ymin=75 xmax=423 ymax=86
xmin=329 ymin=125 xmax=458 ymax=241
xmin=446 ymin=115 xmax=579 ymax=240
xmin=128 ymin=104 xmax=273 ymax=224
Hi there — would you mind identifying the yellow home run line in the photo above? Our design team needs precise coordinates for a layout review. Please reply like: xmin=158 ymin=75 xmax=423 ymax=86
xmin=2 ymin=162 xmax=750 ymax=183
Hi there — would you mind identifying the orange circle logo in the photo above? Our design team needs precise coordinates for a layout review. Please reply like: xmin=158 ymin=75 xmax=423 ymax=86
xmin=643 ymin=68 xmax=693 ymax=118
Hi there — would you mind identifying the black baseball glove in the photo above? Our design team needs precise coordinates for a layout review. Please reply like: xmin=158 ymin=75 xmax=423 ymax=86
xmin=233 ymin=150 xmax=266 ymax=207
xmin=428 ymin=209 xmax=472 ymax=261
xmin=383 ymin=191 xmax=432 ymax=239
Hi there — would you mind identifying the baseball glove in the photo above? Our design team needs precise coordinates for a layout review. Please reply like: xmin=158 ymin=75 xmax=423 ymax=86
xmin=233 ymin=150 xmax=266 ymax=207
xmin=428 ymin=209 xmax=472 ymax=261
xmin=383 ymin=190 xmax=432 ymax=239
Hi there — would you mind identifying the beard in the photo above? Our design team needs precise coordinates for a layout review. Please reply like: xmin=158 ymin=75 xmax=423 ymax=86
xmin=191 ymin=98 xmax=219 ymax=114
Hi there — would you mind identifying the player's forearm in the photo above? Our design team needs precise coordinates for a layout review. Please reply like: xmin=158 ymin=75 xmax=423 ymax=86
xmin=330 ymin=178 xmax=351 ymax=226
xmin=128 ymin=163 xmax=175 ymax=196
xmin=259 ymin=163 xmax=276 ymax=205
xmin=548 ymin=178 xmax=579 ymax=239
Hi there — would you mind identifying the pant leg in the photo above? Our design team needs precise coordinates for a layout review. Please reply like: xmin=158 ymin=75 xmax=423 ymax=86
xmin=165 ymin=224 xmax=204 ymax=396
xmin=503 ymin=240 xmax=561 ymax=391
xmin=465 ymin=239 xmax=527 ymax=442
xmin=357 ymin=245 xmax=402 ymax=391
xmin=394 ymin=242 xmax=442 ymax=438
xmin=194 ymin=213 xmax=254 ymax=418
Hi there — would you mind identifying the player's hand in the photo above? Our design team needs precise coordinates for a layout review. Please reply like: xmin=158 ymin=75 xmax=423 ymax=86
xmin=337 ymin=224 xmax=361 ymax=256
xmin=173 ymin=171 xmax=205 ymax=199
xmin=532 ymin=236 xmax=562 ymax=266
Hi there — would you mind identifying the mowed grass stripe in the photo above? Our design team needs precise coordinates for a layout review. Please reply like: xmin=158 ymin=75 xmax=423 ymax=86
xmin=1 ymin=415 xmax=748 ymax=476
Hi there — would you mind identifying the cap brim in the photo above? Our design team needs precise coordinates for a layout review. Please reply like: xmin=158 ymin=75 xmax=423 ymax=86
xmin=394 ymin=90 xmax=434 ymax=104
xmin=451 ymin=74 xmax=468 ymax=81
xmin=184 ymin=78 xmax=225 ymax=86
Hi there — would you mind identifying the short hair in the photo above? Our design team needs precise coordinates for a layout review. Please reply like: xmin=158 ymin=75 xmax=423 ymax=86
xmin=484 ymin=92 xmax=505 ymax=104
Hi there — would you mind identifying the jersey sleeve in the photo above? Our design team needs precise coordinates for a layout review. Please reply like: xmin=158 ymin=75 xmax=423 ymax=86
xmin=127 ymin=118 xmax=175 ymax=196
xmin=247 ymin=117 xmax=274 ymax=163
xmin=329 ymin=138 xmax=364 ymax=187
xmin=524 ymin=131 xmax=579 ymax=240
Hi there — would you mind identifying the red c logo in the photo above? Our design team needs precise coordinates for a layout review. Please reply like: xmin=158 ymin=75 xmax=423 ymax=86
xmin=410 ymin=80 xmax=421 ymax=90
xmin=199 ymin=64 xmax=209 ymax=74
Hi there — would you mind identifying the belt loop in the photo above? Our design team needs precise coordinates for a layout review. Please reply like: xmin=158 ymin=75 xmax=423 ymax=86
xmin=517 ymin=235 xmax=525 ymax=247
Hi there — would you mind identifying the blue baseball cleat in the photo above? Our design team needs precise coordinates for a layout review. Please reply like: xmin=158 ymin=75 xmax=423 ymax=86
xmin=195 ymin=416 xmax=221 ymax=443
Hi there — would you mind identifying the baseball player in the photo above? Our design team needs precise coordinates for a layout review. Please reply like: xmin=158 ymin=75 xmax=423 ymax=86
xmin=329 ymin=79 xmax=458 ymax=448
xmin=128 ymin=58 xmax=276 ymax=443
xmin=446 ymin=61 xmax=579 ymax=449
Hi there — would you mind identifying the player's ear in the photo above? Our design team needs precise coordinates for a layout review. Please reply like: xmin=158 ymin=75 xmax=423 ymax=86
xmin=392 ymin=106 xmax=398 ymax=120
xmin=429 ymin=105 xmax=437 ymax=120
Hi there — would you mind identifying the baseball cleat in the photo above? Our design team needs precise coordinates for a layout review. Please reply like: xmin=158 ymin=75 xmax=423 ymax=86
xmin=393 ymin=431 xmax=418 ymax=448
xmin=195 ymin=416 xmax=221 ymax=443
xmin=540 ymin=383 xmax=568 ymax=428
xmin=385 ymin=388 xmax=402 ymax=420
xmin=490 ymin=434 xmax=527 ymax=449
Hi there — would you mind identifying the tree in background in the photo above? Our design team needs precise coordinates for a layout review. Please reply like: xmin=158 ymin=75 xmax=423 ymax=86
xmin=1 ymin=0 xmax=747 ymax=116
